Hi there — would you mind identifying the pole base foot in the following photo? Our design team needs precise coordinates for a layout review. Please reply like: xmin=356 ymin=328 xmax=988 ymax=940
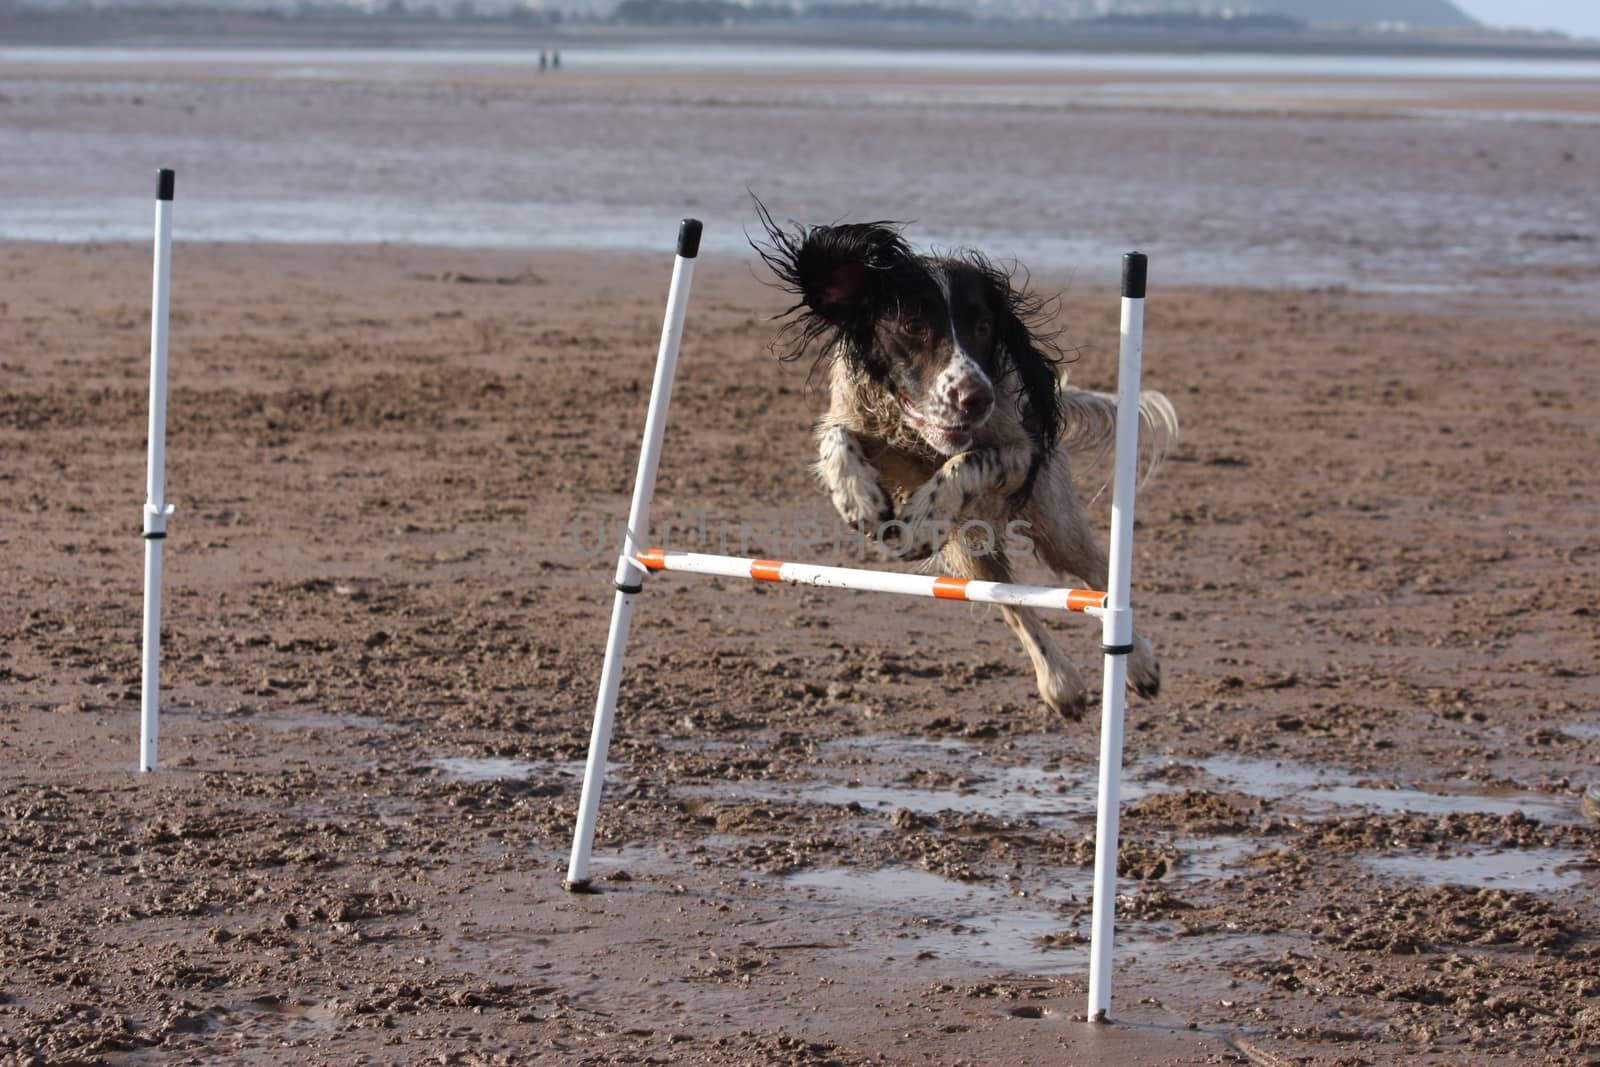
xmin=563 ymin=879 xmax=600 ymax=894
xmin=1088 ymin=1009 xmax=1110 ymax=1024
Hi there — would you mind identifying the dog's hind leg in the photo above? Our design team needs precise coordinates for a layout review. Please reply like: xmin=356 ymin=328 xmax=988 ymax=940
xmin=1004 ymin=605 xmax=1091 ymax=721
xmin=939 ymin=541 xmax=1088 ymax=721
xmin=1021 ymin=467 xmax=1161 ymax=699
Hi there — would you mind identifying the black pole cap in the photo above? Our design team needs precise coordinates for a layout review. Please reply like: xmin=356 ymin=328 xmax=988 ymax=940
xmin=1122 ymin=252 xmax=1147 ymax=299
xmin=677 ymin=218 xmax=702 ymax=259
xmin=156 ymin=169 xmax=175 ymax=201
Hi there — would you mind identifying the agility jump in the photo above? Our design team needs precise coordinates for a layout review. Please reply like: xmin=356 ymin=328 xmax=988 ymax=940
xmin=564 ymin=219 xmax=1153 ymax=1024
xmin=134 ymin=198 xmax=1150 ymax=1019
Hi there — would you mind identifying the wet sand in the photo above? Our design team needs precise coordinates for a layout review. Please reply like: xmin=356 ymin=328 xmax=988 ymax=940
xmin=2 ymin=240 xmax=1597 ymax=1064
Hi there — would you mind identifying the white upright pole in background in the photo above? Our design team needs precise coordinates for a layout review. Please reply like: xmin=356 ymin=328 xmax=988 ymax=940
xmin=1087 ymin=252 xmax=1147 ymax=1022
xmin=140 ymin=168 xmax=177 ymax=773
xmin=565 ymin=219 xmax=702 ymax=890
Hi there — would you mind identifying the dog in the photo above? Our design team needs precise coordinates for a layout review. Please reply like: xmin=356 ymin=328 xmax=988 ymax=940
xmin=755 ymin=208 xmax=1178 ymax=720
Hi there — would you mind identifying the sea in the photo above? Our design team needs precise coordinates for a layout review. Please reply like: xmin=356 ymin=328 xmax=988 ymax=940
xmin=2 ymin=43 xmax=1597 ymax=296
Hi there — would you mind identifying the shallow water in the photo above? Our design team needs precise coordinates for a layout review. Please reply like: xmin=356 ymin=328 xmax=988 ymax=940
xmin=713 ymin=763 xmax=1092 ymax=820
xmin=676 ymin=734 xmax=1596 ymax=975
xmin=8 ymin=44 xmax=1600 ymax=79
xmin=685 ymin=741 xmax=1584 ymax=827
xmin=773 ymin=843 xmax=1590 ymax=978
xmin=431 ymin=754 xmax=597 ymax=783
xmin=1365 ymin=846 xmax=1587 ymax=892
xmin=3 ymin=44 xmax=1596 ymax=298
xmin=432 ymin=755 xmax=550 ymax=782
xmin=784 ymin=865 xmax=1079 ymax=972
xmin=1193 ymin=755 xmax=1583 ymax=824
xmin=239 ymin=706 xmax=398 ymax=732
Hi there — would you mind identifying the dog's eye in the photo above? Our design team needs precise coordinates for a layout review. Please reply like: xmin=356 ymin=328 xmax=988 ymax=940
xmin=901 ymin=317 xmax=931 ymax=338
xmin=974 ymin=318 xmax=994 ymax=341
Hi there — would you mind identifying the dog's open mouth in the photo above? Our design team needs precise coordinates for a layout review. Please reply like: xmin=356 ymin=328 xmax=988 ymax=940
xmin=898 ymin=395 xmax=973 ymax=450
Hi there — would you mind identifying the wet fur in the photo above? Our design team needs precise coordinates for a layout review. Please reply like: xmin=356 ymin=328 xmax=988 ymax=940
xmin=756 ymin=207 xmax=1179 ymax=720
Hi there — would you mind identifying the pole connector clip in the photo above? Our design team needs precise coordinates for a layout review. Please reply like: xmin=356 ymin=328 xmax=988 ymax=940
xmin=1098 ymin=604 xmax=1134 ymax=658
xmin=613 ymin=552 xmax=648 ymax=595
xmin=142 ymin=502 xmax=175 ymax=539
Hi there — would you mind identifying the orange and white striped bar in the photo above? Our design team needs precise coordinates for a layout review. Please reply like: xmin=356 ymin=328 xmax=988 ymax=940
xmin=636 ymin=549 xmax=1107 ymax=614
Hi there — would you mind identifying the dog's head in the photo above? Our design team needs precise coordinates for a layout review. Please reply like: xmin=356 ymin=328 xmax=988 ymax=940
xmin=755 ymin=208 xmax=1062 ymax=459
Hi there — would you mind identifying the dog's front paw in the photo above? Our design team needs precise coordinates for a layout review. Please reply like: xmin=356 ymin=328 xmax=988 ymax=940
xmin=880 ymin=512 xmax=949 ymax=561
xmin=830 ymin=479 xmax=893 ymax=531
xmin=878 ymin=521 xmax=932 ymax=560
xmin=882 ymin=485 xmax=956 ymax=560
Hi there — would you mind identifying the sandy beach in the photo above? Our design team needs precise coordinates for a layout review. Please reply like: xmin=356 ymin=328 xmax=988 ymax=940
xmin=3 ymin=237 xmax=1597 ymax=1064
xmin=2 ymin=46 xmax=1599 ymax=1066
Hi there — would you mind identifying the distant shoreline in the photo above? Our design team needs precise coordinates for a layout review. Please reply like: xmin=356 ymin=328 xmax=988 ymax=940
xmin=4 ymin=9 xmax=1599 ymax=61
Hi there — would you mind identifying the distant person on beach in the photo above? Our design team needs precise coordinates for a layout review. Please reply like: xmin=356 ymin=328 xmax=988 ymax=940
xmin=538 ymin=51 xmax=548 ymax=73
xmin=552 ymin=50 xmax=561 ymax=71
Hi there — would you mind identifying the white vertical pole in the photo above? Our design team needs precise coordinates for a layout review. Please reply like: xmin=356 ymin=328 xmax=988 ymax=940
xmin=140 ymin=168 xmax=177 ymax=774
xmin=565 ymin=219 xmax=702 ymax=890
xmin=1087 ymin=252 xmax=1147 ymax=1022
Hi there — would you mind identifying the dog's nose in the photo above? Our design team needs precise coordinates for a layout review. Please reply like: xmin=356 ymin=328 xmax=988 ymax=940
xmin=948 ymin=383 xmax=993 ymax=424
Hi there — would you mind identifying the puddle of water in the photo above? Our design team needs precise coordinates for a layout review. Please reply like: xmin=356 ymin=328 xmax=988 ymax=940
xmin=1192 ymin=756 xmax=1579 ymax=824
xmin=784 ymin=865 xmax=1084 ymax=973
xmin=431 ymin=756 xmax=603 ymax=783
xmin=238 ymin=997 xmax=344 ymax=1039
xmin=1366 ymin=847 xmax=1588 ymax=892
xmin=690 ymin=736 xmax=1102 ymax=824
xmin=147 ymin=998 xmax=343 ymax=1045
xmin=722 ymin=765 xmax=1090 ymax=820
xmin=432 ymin=756 xmax=547 ymax=782
xmin=1562 ymin=723 xmax=1600 ymax=741
xmin=690 ymin=746 xmax=1578 ymax=830
xmin=249 ymin=708 xmax=398 ymax=732
xmin=1315 ymin=783 xmax=1568 ymax=821
xmin=1176 ymin=835 xmax=1256 ymax=881
xmin=788 ymin=864 xmax=1003 ymax=905
xmin=825 ymin=736 xmax=987 ymax=759
xmin=780 ymin=858 xmax=1247 ymax=974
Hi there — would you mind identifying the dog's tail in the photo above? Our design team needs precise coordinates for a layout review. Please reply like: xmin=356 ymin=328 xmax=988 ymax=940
xmin=1057 ymin=381 xmax=1180 ymax=489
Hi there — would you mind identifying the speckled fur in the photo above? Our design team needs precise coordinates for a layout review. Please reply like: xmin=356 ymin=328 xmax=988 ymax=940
xmin=758 ymin=211 xmax=1177 ymax=720
xmin=816 ymin=354 xmax=1173 ymax=719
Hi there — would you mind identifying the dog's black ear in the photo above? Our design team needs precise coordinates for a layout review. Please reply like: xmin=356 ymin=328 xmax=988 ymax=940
xmin=969 ymin=254 xmax=1064 ymax=465
xmin=751 ymin=199 xmax=913 ymax=367
xmin=783 ymin=222 xmax=910 ymax=322
xmin=999 ymin=302 xmax=1063 ymax=457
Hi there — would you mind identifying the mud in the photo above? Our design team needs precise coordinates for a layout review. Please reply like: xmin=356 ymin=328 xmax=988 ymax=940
xmin=2 ymin=239 xmax=1598 ymax=1065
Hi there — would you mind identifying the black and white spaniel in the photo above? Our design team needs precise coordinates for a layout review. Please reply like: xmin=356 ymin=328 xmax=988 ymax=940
xmin=756 ymin=208 xmax=1178 ymax=719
